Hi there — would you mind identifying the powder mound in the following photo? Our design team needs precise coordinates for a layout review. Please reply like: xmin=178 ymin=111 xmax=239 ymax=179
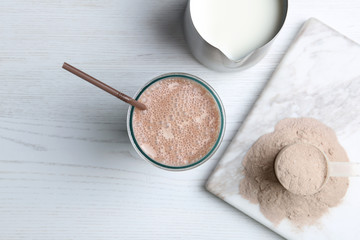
xmin=239 ymin=118 xmax=349 ymax=228
xmin=275 ymin=143 xmax=328 ymax=195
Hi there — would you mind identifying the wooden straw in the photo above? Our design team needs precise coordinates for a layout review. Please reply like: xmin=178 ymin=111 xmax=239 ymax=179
xmin=62 ymin=62 xmax=147 ymax=110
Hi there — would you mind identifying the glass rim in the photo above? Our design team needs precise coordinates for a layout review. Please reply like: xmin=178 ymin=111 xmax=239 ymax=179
xmin=126 ymin=72 xmax=226 ymax=171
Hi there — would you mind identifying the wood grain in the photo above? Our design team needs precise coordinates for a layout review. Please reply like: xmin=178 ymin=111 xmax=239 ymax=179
xmin=1 ymin=0 xmax=360 ymax=239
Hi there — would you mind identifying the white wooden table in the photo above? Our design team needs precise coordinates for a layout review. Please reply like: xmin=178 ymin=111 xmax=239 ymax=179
xmin=1 ymin=1 xmax=360 ymax=239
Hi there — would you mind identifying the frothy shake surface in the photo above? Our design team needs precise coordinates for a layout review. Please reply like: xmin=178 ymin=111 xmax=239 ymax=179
xmin=132 ymin=77 xmax=221 ymax=167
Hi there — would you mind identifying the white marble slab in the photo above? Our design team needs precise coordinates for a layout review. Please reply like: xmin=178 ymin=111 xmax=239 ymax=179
xmin=206 ymin=18 xmax=360 ymax=240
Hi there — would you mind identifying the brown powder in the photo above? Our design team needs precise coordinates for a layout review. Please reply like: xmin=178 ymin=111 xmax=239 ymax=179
xmin=275 ymin=143 xmax=328 ymax=195
xmin=239 ymin=118 xmax=349 ymax=227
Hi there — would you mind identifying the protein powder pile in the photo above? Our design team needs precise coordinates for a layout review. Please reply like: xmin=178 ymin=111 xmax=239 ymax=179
xmin=239 ymin=118 xmax=349 ymax=227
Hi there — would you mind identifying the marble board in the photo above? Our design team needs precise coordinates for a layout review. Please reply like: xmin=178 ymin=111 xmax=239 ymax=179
xmin=206 ymin=18 xmax=360 ymax=240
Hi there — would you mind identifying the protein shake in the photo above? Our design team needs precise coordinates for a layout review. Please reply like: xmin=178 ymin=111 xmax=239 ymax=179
xmin=128 ymin=73 xmax=224 ymax=169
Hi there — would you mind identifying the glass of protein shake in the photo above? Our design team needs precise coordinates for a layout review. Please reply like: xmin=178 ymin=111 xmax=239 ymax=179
xmin=127 ymin=73 xmax=225 ymax=170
